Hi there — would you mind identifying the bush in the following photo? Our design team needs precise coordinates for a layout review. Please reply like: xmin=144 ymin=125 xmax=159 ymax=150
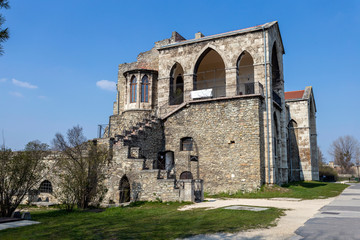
xmin=319 ymin=165 xmax=338 ymax=182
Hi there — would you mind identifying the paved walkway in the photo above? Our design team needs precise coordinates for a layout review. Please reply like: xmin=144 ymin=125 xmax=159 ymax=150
xmin=293 ymin=183 xmax=360 ymax=240
xmin=0 ymin=220 xmax=40 ymax=231
xmin=180 ymin=196 xmax=335 ymax=239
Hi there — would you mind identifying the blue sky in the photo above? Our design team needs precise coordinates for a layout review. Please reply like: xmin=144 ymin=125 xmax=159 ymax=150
xmin=1 ymin=0 xmax=359 ymax=162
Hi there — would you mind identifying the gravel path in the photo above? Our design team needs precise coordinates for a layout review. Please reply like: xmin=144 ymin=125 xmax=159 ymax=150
xmin=179 ymin=197 xmax=334 ymax=240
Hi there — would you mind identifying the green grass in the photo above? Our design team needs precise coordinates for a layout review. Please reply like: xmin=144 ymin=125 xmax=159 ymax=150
xmin=0 ymin=202 xmax=283 ymax=240
xmin=206 ymin=181 xmax=349 ymax=199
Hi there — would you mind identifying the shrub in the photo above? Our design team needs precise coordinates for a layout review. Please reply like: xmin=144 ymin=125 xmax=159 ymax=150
xmin=319 ymin=165 xmax=338 ymax=182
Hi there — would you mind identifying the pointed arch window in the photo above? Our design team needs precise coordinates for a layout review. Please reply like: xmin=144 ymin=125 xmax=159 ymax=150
xmin=141 ymin=75 xmax=149 ymax=102
xmin=130 ymin=76 xmax=137 ymax=103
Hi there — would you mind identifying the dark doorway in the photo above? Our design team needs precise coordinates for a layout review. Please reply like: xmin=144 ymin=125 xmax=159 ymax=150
xmin=119 ymin=176 xmax=130 ymax=203
xmin=157 ymin=152 xmax=166 ymax=170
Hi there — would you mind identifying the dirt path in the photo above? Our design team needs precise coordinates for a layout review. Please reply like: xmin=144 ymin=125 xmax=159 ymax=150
xmin=179 ymin=197 xmax=335 ymax=240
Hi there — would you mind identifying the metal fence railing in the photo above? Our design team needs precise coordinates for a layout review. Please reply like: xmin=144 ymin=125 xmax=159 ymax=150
xmin=98 ymin=124 xmax=109 ymax=138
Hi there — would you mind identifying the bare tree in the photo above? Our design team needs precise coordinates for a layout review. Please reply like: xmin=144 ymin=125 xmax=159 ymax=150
xmin=53 ymin=126 xmax=109 ymax=210
xmin=0 ymin=140 xmax=48 ymax=217
xmin=329 ymin=136 xmax=360 ymax=174
xmin=318 ymin=147 xmax=325 ymax=167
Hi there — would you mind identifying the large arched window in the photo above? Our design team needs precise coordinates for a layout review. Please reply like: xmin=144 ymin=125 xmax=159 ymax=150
xmin=141 ymin=75 xmax=149 ymax=102
xmin=39 ymin=180 xmax=53 ymax=193
xmin=271 ymin=43 xmax=281 ymax=90
xmin=194 ymin=48 xmax=225 ymax=98
xmin=130 ymin=76 xmax=137 ymax=103
xmin=237 ymin=51 xmax=254 ymax=95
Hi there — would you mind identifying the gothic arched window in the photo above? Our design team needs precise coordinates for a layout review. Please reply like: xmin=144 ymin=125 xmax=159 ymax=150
xmin=130 ymin=76 xmax=137 ymax=103
xmin=141 ymin=75 xmax=149 ymax=102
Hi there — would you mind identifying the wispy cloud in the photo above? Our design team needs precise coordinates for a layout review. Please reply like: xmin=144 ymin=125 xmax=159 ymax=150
xmin=96 ymin=80 xmax=116 ymax=92
xmin=10 ymin=91 xmax=24 ymax=98
xmin=38 ymin=95 xmax=47 ymax=100
xmin=12 ymin=78 xmax=38 ymax=89
xmin=0 ymin=78 xmax=6 ymax=83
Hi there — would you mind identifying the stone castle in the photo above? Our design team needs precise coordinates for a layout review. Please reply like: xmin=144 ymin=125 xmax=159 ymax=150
xmin=35 ymin=21 xmax=319 ymax=204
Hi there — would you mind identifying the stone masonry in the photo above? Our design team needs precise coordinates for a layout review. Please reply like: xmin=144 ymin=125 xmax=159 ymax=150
xmin=27 ymin=21 xmax=318 ymax=205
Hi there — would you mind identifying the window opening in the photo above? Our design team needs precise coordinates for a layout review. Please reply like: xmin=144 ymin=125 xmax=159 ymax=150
xmin=130 ymin=76 xmax=137 ymax=103
xmin=39 ymin=180 xmax=53 ymax=193
xmin=181 ymin=137 xmax=193 ymax=151
xmin=141 ymin=75 xmax=149 ymax=102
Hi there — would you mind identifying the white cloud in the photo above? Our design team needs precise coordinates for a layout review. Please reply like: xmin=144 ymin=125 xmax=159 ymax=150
xmin=96 ymin=80 xmax=116 ymax=92
xmin=38 ymin=95 xmax=47 ymax=100
xmin=0 ymin=78 xmax=6 ymax=83
xmin=12 ymin=78 xmax=38 ymax=89
xmin=10 ymin=91 xmax=23 ymax=98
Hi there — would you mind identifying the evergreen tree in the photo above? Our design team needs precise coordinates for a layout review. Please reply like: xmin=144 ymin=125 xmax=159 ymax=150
xmin=0 ymin=0 xmax=9 ymax=55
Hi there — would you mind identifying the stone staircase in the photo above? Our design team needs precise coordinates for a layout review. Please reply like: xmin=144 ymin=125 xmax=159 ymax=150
xmin=99 ymin=107 xmax=201 ymax=202
xmin=116 ymin=115 xmax=159 ymax=146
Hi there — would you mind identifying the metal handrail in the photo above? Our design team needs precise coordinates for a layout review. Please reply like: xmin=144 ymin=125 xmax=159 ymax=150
xmin=98 ymin=124 xmax=109 ymax=138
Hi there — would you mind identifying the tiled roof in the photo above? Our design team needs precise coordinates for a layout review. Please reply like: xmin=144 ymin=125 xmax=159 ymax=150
xmin=284 ymin=90 xmax=304 ymax=100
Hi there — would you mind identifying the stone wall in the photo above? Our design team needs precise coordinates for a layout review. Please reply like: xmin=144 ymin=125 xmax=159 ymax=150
xmin=108 ymin=110 xmax=154 ymax=138
xmin=163 ymin=96 xmax=264 ymax=194
xmin=286 ymin=98 xmax=314 ymax=180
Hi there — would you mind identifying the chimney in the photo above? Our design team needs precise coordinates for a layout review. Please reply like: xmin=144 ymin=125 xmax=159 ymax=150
xmin=195 ymin=32 xmax=204 ymax=39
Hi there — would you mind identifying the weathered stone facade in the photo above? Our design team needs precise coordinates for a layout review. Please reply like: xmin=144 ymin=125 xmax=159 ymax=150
xmin=29 ymin=21 xmax=318 ymax=205
xmin=163 ymin=97 xmax=264 ymax=194
xmin=285 ymin=87 xmax=319 ymax=181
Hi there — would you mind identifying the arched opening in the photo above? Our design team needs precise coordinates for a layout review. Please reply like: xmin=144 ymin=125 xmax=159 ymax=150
xmin=130 ymin=75 xmax=137 ymax=103
xmin=194 ymin=48 xmax=226 ymax=98
xmin=273 ymin=113 xmax=279 ymax=158
xmin=287 ymin=119 xmax=300 ymax=181
xmin=180 ymin=171 xmax=193 ymax=179
xmin=271 ymin=43 xmax=281 ymax=91
xmin=237 ymin=51 xmax=255 ymax=95
xmin=141 ymin=75 xmax=149 ymax=103
xmin=119 ymin=176 xmax=130 ymax=203
xmin=169 ymin=63 xmax=184 ymax=105
xmin=39 ymin=180 xmax=52 ymax=193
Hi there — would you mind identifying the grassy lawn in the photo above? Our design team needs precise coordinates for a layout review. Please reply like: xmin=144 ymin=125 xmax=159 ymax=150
xmin=206 ymin=181 xmax=349 ymax=199
xmin=0 ymin=202 xmax=283 ymax=240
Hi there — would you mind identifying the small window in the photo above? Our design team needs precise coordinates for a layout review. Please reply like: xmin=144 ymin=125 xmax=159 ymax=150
xmin=39 ymin=180 xmax=53 ymax=193
xmin=181 ymin=137 xmax=193 ymax=151
xmin=180 ymin=171 xmax=193 ymax=179
xmin=141 ymin=75 xmax=149 ymax=102
xmin=130 ymin=76 xmax=137 ymax=103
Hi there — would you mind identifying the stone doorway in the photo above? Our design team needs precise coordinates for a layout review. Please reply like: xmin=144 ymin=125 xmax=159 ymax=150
xmin=119 ymin=176 xmax=130 ymax=203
